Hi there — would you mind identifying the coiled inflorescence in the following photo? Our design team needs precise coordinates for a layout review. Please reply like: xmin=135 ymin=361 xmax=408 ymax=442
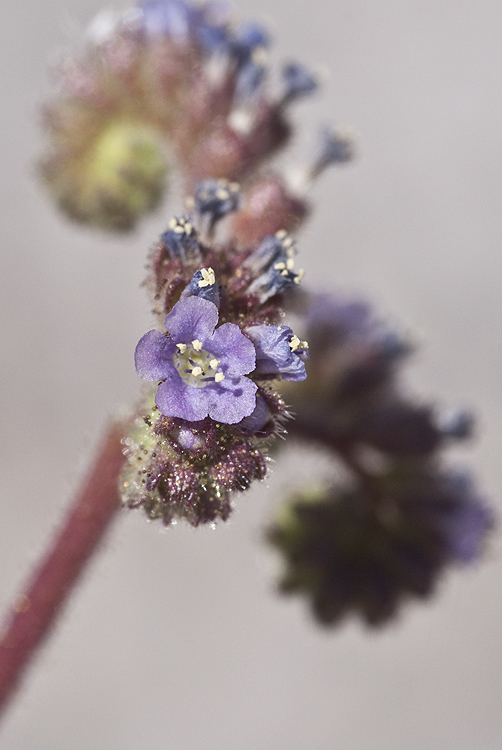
xmin=39 ymin=0 xmax=323 ymax=231
xmin=268 ymin=292 xmax=494 ymax=626
xmin=121 ymin=179 xmax=308 ymax=525
xmin=44 ymin=0 xmax=493 ymax=629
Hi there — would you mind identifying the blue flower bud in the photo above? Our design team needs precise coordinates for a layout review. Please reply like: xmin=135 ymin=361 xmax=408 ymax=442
xmin=280 ymin=62 xmax=318 ymax=105
xmin=194 ymin=179 xmax=240 ymax=234
xmin=237 ymin=394 xmax=272 ymax=433
xmin=309 ymin=125 xmax=354 ymax=179
xmin=160 ymin=216 xmax=201 ymax=263
xmin=234 ymin=60 xmax=267 ymax=102
xmin=245 ymin=231 xmax=304 ymax=302
xmin=235 ymin=22 xmax=269 ymax=58
xmin=180 ymin=267 xmax=221 ymax=307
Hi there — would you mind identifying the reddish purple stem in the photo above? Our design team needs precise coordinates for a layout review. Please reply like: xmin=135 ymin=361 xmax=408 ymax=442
xmin=0 ymin=422 xmax=126 ymax=720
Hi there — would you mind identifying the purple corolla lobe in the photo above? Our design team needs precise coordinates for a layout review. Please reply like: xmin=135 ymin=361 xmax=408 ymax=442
xmin=135 ymin=296 xmax=257 ymax=423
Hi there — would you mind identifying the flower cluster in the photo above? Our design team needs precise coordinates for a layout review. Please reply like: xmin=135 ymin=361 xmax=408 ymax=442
xmin=40 ymin=0 xmax=493 ymax=629
xmin=121 ymin=179 xmax=308 ymax=525
xmin=268 ymin=292 xmax=494 ymax=625
xmin=39 ymin=0 xmax=336 ymax=231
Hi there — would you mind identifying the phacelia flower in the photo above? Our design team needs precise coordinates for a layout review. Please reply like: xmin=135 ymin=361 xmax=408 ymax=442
xmin=245 ymin=324 xmax=309 ymax=381
xmin=135 ymin=295 xmax=257 ymax=423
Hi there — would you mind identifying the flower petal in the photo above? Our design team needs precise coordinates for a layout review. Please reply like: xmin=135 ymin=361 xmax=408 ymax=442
xmin=210 ymin=323 xmax=256 ymax=375
xmin=155 ymin=378 xmax=211 ymax=421
xmin=134 ymin=329 xmax=176 ymax=381
xmin=207 ymin=376 xmax=257 ymax=423
xmin=163 ymin=295 xmax=219 ymax=343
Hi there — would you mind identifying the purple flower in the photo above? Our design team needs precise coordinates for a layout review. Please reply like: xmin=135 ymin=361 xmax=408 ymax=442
xmin=245 ymin=324 xmax=308 ymax=381
xmin=135 ymin=296 xmax=257 ymax=423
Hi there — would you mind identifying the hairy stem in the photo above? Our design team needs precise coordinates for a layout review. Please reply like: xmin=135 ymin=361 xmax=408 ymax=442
xmin=0 ymin=421 xmax=127 ymax=720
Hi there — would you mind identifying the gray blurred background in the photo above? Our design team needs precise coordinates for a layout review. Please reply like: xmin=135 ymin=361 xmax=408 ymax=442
xmin=1 ymin=0 xmax=502 ymax=747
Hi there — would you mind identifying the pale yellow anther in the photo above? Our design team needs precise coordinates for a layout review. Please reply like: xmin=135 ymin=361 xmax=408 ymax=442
xmin=191 ymin=339 xmax=203 ymax=351
xmin=191 ymin=366 xmax=203 ymax=377
xmin=286 ymin=258 xmax=295 ymax=271
xmin=282 ymin=237 xmax=293 ymax=249
xmin=174 ymin=225 xmax=184 ymax=234
xmin=251 ymin=46 xmax=268 ymax=66
xmin=176 ymin=343 xmax=187 ymax=353
xmin=280 ymin=269 xmax=289 ymax=277
xmin=209 ymin=358 xmax=220 ymax=369
xmin=198 ymin=267 xmax=215 ymax=288
xmin=294 ymin=269 xmax=305 ymax=284
xmin=274 ymin=262 xmax=286 ymax=271
xmin=289 ymin=335 xmax=301 ymax=351
xmin=216 ymin=187 xmax=229 ymax=200
xmin=215 ymin=372 xmax=225 ymax=383
xmin=168 ymin=218 xmax=177 ymax=229
xmin=184 ymin=222 xmax=193 ymax=235
xmin=275 ymin=229 xmax=288 ymax=239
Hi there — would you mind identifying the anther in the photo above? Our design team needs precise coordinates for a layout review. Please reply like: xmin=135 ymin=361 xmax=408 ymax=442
xmin=192 ymin=339 xmax=203 ymax=351
xmin=198 ymin=267 xmax=216 ymax=288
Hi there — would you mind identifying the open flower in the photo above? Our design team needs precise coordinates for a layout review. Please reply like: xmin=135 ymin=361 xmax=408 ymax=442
xmin=135 ymin=296 xmax=257 ymax=423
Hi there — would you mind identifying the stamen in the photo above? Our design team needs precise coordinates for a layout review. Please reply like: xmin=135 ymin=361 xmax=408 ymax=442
xmin=289 ymin=335 xmax=301 ymax=351
xmin=275 ymin=229 xmax=287 ymax=239
xmin=176 ymin=343 xmax=187 ymax=353
xmin=191 ymin=366 xmax=203 ymax=377
xmin=209 ymin=358 xmax=220 ymax=369
xmin=294 ymin=269 xmax=305 ymax=284
xmin=192 ymin=339 xmax=203 ymax=351
xmin=198 ymin=267 xmax=216 ymax=288
xmin=215 ymin=372 xmax=225 ymax=383
xmin=289 ymin=335 xmax=309 ymax=352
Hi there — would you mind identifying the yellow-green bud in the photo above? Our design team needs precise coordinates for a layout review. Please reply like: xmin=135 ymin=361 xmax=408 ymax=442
xmin=45 ymin=120 xmax=169 ymax=232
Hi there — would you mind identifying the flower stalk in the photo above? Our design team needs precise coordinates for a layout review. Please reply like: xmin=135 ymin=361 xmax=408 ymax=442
xmin=0 ymin=421 xmax=127 ymax=719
